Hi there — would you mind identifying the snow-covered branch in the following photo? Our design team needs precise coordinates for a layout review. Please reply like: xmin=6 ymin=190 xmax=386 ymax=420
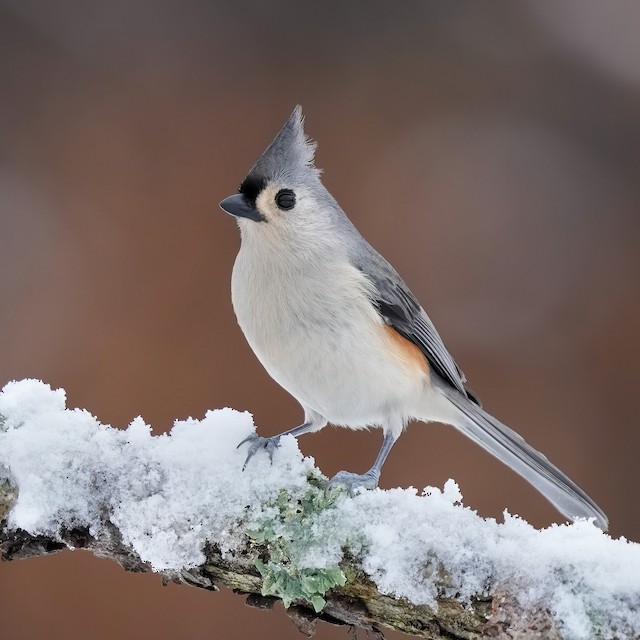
xmin=0 ymin=380 xmax=638 ymax=639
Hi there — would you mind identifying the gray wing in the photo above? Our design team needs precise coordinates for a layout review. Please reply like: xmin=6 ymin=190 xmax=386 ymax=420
xmin=352 ymin=250 xmax=479 ymax=405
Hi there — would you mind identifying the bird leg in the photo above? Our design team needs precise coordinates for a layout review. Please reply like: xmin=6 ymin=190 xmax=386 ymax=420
xmin=327 ymin=431 xmax=397 ymax=497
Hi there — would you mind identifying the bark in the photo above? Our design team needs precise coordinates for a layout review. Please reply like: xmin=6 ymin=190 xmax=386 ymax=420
xmin=0 ymin=479 xmax=560 ymax=640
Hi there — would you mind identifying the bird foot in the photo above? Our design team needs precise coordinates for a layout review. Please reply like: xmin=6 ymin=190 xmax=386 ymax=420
xmin=237 ymin=433 xmax=281 ymax=470
xmin=326 ymin=469 xmax=380 ymax=497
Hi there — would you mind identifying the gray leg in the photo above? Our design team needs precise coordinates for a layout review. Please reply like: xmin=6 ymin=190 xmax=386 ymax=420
xmin=238 ymin=421 xmax=318 ymax=470
xmin=328 ymin=431 xmax=397 ymax=496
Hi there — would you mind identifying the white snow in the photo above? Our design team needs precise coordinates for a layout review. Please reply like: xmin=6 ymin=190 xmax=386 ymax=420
xmin=1 ymin=378 xmax=639 ymax=639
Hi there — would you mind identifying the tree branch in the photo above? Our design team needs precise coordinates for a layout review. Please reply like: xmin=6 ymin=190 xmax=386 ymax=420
xmin=0 ymin=380 xmax=636 ymax=639
xmin=0 ymin=501 xmax=558 ymax=639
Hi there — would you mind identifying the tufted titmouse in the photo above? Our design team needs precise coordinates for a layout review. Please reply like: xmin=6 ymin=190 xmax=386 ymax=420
xmin=219 ymin=106 xmax=608 ymax=529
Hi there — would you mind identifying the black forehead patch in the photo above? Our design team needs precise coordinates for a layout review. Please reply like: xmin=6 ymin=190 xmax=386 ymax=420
xmin=238 ymin=174 xmax=267 ymax=204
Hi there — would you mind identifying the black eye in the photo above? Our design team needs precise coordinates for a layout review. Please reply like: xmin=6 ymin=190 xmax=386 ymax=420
xmin=275 ymin=189 xmax=296 ymax=211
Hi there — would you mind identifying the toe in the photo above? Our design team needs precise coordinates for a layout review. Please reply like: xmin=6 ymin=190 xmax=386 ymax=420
xmin=242 ymin=441 xmax=262 ymax=470
xmin=242 ymin=450 xmax=255 ymax=471
xmin=266 ymin=438 xmax=280 ymax=463
xmin=237 ymin=433 xmax=257 ymax=449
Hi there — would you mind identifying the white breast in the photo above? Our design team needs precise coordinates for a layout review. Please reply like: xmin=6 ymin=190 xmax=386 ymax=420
xmin=231 ymin=229 xmax=429 ymax=430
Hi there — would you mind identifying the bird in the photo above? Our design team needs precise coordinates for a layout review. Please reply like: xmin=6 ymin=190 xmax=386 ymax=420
xmin=219 ymin=106 xmax=608 ymax=530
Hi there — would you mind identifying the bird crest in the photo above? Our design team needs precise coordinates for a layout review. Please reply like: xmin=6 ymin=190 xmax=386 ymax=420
xmin=241 ymin=106 xmax=319 ymax=196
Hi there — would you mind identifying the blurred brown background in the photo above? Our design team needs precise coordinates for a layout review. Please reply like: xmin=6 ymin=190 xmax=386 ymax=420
xmin=1 ymin=1 xmax=639 ymax=638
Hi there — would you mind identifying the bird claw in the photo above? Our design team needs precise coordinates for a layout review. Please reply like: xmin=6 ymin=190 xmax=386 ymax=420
xmin=326 ymin=469 xmax=380 ymax=497
xmin=237 ymin=433 xmax=282 ymax=470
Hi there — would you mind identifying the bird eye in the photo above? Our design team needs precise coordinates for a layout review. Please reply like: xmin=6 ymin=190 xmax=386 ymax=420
xmin=275 ymin=189 xmax=296 ymax=211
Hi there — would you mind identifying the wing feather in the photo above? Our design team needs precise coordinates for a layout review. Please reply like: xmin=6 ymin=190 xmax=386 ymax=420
xmin=354 ymin=257 xmax=479 ymax=405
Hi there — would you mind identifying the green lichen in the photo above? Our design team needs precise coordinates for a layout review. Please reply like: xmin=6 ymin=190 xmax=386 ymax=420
xmin=248 ymin=471 xmax=347 ymax=612
xmin=0 ymin=464 xmax=17 ymax=522
xmin=255 ymin=559 xmax=346 ymax=612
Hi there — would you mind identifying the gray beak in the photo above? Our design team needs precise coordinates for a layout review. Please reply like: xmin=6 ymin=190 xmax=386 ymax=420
xmin=219 ymin=194 xmax=265 ymax=222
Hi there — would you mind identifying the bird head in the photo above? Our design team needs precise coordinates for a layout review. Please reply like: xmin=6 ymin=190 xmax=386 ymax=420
xmin=220 ymin=107 xmax=339 ymax=240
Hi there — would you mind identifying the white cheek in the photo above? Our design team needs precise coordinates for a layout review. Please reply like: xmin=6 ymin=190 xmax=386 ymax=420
xmin=255 ymin=186 xmax=281 ymax=221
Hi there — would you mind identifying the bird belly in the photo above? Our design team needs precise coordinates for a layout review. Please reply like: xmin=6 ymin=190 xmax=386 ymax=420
xmin=232 ymin=252 xmax=429 ymax=429
xmin=278 ymin=334 xmax=428 ymax=429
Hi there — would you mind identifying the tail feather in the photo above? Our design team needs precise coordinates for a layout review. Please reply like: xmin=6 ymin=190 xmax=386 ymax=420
xmin=437 ymin=383 xmax=608 ymax=530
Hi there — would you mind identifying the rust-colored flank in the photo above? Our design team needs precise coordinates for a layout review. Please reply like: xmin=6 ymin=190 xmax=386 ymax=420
xmin=381 ymin=324 xmax=429 ymax=376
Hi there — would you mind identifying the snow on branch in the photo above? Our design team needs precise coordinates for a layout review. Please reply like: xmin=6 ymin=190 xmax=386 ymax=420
xmin=0 ymin=380 xmax=639 ymax=639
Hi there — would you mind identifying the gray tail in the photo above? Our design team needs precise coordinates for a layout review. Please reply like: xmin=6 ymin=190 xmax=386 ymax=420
xmin=438 ymin=383 xmax=608 ymax=530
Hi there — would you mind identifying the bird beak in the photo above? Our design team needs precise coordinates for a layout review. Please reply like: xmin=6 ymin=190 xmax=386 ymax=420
xmin=219 ymin=194 xmax=265 ymax=222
